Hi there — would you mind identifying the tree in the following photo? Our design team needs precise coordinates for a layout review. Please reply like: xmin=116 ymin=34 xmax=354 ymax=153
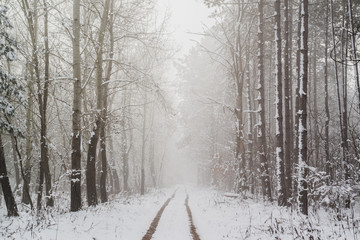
xmin=70 ymin=0 xmax=82 ymax=212
xmin=0 ymin=5 xmax=22 ymax=217
xmin=274 ymin=0 xmax=286 ymax=206
xmin=20 ymin=0 xmax=53 ymax=210
xmin=86 ymin=0 xmax=111 ymax=206
xmin=324 ymin=1 xmax=331 ymax=182
xmin=283 ymin=0 xmax=293 ymax=205
xmin=298 ymin=0 xmax=309 ymax=215
xmin=257 ymin=0 xmax=272 ymax=200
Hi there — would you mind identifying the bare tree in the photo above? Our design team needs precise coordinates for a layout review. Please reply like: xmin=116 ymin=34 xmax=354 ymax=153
xmin=298 ymin=0 xmax=309 ymax=216
xmin=257 ymin=0 xmax=272 ymax=200
xmin=70 ymin=0 xmax=82 ymax=212
xmin=86 ymin=0 xmax=111 ymax=206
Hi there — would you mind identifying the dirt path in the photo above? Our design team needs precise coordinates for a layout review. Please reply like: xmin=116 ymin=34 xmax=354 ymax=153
xmin=141 ymin=188 xmax=201 ymax=240
xmin=185 ymin=193 xmax=201 ymax=240
xmin=141 ymin=191 xmax=176 ymax=240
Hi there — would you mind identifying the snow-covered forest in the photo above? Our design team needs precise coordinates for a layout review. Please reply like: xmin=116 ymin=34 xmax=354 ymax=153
xmin=1 ymin=0 xmax=360 ymax=239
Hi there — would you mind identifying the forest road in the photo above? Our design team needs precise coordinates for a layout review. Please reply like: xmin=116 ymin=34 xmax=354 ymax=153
xmin=141 ymin=187 xmax=201 ymax=240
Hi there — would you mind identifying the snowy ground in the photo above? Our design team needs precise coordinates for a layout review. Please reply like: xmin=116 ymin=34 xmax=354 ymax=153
xmin=0 ymin=188 xmax=171 ymax=240
xmin=152 ymin=187 xmax=191 ymax=240
xmin=189 ymin=188 xmax=360 ymax=240
xmin=1 ymin=186 xmax=360 ymax=239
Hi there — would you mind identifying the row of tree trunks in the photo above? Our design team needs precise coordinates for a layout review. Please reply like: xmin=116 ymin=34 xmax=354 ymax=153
xmin=86 ymin=0 xmax=111 ymax=206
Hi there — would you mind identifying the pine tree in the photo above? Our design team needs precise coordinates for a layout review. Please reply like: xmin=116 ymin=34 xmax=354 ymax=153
xmin=0 ymin=5 xmax=25 ymax=217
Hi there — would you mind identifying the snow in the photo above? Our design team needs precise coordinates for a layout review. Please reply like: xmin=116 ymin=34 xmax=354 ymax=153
xmin=0 ymin=188 xmax=172 ymax=240
xmin=152 ymin=188 xmax=191 ymax=240
xmin=188 ymin=188 xmax=360 ymax=240
xmin=1 ymin=186 xmax=359 ymax=240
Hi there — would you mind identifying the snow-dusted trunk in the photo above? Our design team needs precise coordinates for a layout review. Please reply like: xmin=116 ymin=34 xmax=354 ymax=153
xmin=341 ymin=2 xmax=350 ymax=208
xmin=37 ymin=0 xmax=53 ymax=209
xmin=99 ymin=0 xmax=114 ymax=203
xmin=257 ymin=0 xmax=272 ymax=200
xmin=86 ymin=0 xmax=111 ymax=206
xmin=141 ymin=90 xmax=147 ymax=195
xmin=22 ymin=63 xmax=33 ymax=205
xmin=330 ymin=0 xmax=346 ymax=180
xmin=347 ymin=0 xmax=360 ymax=114
xmin=274 ymin=0 xmax=286 ymax=206
xmin=149 ymin=103 xmax=157 ymax=188
xmin=341 ymin=3 xmax=349 ymax=185
xmin=293 ymin=2 xmax=302 ymax=199
xmin=70 ymin=0 xmax=82 ymax=212
xmin=121 ymin=88 xmax=129 ymax=192
xmin=284 ymin=0 xmax=293 ymax=205
xmin=324 ymin=2 xmax=331 ymax=181
xmin=233 ymin=4 xmax=246 ymax=194
xmin=246 ymin=52 xmax=254 ymax=194
xmin=7 ymin=63 xmax=21 ymax=191
xmin=313 ymin=39 xmax=319 ymax=168
xmin=0 ymin=135 xmax=19 ymax=217
xmin=298 ymin=0 xmax=309 ymax=216
xmin=10 ymin=134 xmax=20 ymax=191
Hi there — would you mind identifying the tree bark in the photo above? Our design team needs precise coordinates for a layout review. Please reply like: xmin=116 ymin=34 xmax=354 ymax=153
xmin=0 ymin=135 xmax=19 ymax=217
xmin=347 ymin=0 xmax=360 ymax=114
xmin=86 ymin=0 xmax=111 ymax=206
xmin=274 ymin=0 xmax=286 ymax=206
xmin=257 ymin=0 xmax=272 ymax=201
xmin=22 ymin=62 xmax=33 ymax=205
xmin=37 ymin=0 xmax=53 ymax=209
xmin=324 ymin=1 xmax=331 ymax=182
xmin=141 ymin=90 xmax=147 ymax=195
xmin=70 ymin=0 xmax=82 ymax=212
xmin=99 ymin=0 xmax=115 ymax=203
xmin=298 ymin=0 xmax=309 ymax=216
xmin=284 ymin=0 xmax=293 ymax=206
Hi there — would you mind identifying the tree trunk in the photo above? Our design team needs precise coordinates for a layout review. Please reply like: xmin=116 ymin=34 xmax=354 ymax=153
xmin=121 ymin=89 xmax=129 ymax=192
xmin=284 ymin=0 xmax=293 ymax=205
xmin=324 ymin=1 xmax=331 ymax=182
xmin=298 ymin=0 xmax=309 ymax=216
xmin=7 ymin=62 xmax=21 ymax=192
xmin=37 ymin=0 xmax=53 ymax=209
xmin=274 ymin=0 xmax=286 ymax=206
xmin=347 ymin=0 xmax=360 ymax=114
xmin=86 ymin=0 xmax=111 ymax=206
xmin=22 ymin=63 xmax=33 ymax=205
xmin=99 ymin=0 xmax=114 ymax=203
xmin=0 ymin=135 xmax=19 ymax=217
xmin=141 ymin=91 xmax=147 ymax=195
xmin=313 ymin=38 xmax=319 ymax=168
xmin=70 ymin=0 xmax=82 ymax=212
xmin=257 ymin=0 xmax=272 ymax=201
xmin=330 ymin=0 xmax=346 ymax=182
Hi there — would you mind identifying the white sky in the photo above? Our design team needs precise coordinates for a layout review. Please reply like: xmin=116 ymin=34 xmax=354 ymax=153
xmin=156 ymin=0 xmax=214 ymax=57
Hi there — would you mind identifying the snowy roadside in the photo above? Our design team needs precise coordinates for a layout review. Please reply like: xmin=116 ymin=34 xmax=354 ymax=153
xmin=188 ymin=188 xmax=360 ymax=240
xmin=0 ymin=188 xmax=172 ymax=240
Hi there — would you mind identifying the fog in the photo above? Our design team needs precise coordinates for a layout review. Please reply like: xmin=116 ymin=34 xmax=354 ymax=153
xmin=1 ymin=0 xmax=360 ymax=238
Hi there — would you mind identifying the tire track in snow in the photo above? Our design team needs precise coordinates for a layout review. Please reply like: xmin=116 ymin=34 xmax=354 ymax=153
xmin=185 ymin=192 xmax=201 ymax=240
xmin=141 ymin=190 xmax=177 ymax=240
